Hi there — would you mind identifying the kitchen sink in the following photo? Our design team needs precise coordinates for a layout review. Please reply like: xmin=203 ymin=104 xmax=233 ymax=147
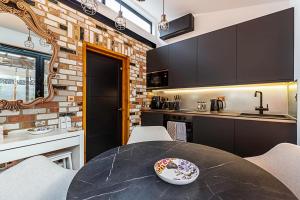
xmin=239 ymin=113 xmax=291 ymax=120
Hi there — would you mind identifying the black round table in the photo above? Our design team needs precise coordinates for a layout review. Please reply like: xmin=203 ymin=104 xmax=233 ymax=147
xmin=67 ymin=141 xmax=297 ymax=200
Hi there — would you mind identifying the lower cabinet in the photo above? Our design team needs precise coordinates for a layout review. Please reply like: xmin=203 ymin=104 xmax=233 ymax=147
xmin=192 ymin=116 xmax=235 ymax=153
xmin=141 ymin=112 xmax=164 ymax=126
xmin=235 ymin=120 xmax=297 ymax=157
xmin=192 ymin=116 xmax=297 ymax=157
xmin=141 ymin=112 xmax=297 ymax=158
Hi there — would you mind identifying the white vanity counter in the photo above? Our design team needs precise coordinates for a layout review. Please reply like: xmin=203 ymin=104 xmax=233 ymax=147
xmin=0 ymin=129 xmax=84 ymax=170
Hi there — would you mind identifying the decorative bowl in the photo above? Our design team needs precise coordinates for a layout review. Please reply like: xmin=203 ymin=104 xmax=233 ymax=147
xmin=154 ymin=158 xmax=199 ymax=185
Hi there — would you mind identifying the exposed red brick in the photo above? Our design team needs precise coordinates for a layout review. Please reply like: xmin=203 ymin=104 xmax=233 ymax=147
xmin=7 ymin=115 xmax=35 ymax=123
xmin=71 ymin=116 xmax=82 ymax=122
xmin=35 ymin=102 xmax=59 ymax=108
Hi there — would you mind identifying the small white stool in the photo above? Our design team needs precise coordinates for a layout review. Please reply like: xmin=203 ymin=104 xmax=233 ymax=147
xmin=48 ymin=151 xmax=73 ymax=170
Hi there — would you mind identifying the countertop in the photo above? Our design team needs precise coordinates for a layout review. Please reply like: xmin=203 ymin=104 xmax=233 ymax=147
xmin=142 ymin=109 xmax=297 ymax=123
xmin=67 ymin=141 xmax=297 ymax=200
xmin=0 ymin=128 xmax=84 ymax=151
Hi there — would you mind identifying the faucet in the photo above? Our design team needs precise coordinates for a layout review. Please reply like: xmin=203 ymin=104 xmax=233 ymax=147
xmin=254 ymin=91 xmax=269 ymax=115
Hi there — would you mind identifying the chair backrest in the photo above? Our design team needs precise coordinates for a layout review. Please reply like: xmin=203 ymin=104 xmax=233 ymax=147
xmin=127 ymin=126 xmax=173 ymax=144
xmin=0 ymin=156 xmax=77 ymax=200
xmin=245 ymin=143 xmax=300 ymax=199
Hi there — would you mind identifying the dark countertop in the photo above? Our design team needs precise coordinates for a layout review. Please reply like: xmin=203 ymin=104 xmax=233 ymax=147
xmin=142 ymin=109 xmax=297 ymax=123
xmin=67 ymin=141 xmax=297 ymax=200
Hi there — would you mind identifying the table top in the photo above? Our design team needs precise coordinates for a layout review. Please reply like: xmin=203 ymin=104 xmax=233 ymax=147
xmin=67 ymin=141 xmax=297 ymax=200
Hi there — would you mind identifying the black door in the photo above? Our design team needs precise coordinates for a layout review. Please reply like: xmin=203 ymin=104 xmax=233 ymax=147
xmin=197 ymin=26 xmax=237 ymax=86
xmin=235 ymin=120 xmax=297 ymax=157
xmin=146 ymin=46 xmax=169 ymax=73
xmin=192 ymin=116 xmax=235 ymax=153
xmin=237 ymin=8 xmax=294 ymax=84
xmin=86 ymin=50 xmax=122 ymax=161
xmin=169 ymin=37 xmax=198 ymax=88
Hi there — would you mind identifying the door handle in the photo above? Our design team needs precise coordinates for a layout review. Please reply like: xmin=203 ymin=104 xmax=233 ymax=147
xmin=118 ymin=108 xmax=123 ymax=111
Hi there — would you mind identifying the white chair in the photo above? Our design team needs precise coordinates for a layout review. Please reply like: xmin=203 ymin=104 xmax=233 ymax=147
xmin=245 ymin=143 xmax=300 ymax=199
xmin=48 ymin=151 xmax=73 ymax=170
xmin=127 ymin=126 xmax=173 ymax=144
xmin=0 ymin=156 xmax=77 ymax=200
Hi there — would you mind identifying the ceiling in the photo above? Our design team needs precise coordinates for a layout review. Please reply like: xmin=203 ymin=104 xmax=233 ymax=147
xmin=130 ymin=0 xmax=289 ymax=21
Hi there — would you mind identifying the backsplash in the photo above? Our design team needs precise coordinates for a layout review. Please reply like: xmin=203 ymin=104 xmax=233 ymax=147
xmin=0 ymin=0 xmax=151 ymax=134
xmin=152 ymin=83 xmax=297 ymax=116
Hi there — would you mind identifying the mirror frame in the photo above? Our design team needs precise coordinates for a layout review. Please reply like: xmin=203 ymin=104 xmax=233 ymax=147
xmin=0 ymin=0 xmax=58 ymax=111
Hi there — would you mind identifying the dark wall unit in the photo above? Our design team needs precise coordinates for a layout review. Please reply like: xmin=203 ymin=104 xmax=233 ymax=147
xmin=235 ymin=120 xmax=297 ymax=157
xmin=193 ymin=116 xmax=235 ymax=153
xmin=159 ymin=13 xmax=194 ymax=40
xmin=236 ymin=8 xmax=294 ymax=84
xmin=146 ymin=46 xmax=169 ymax=73
xmin=141 ymin=112 xmax=164 ymax=126
xmin=197 ymin=26 xmax=237 ymax=86
xmin=169 ymin=37 xmax=198 ymax=88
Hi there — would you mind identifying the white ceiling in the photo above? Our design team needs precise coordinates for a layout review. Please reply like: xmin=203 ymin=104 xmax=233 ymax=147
xmin=129 ymin=0 xmax=289 ymax=21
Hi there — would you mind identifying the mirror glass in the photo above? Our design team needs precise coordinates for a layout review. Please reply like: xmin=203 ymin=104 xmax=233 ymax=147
xmin=0 ymin=13 xmax=53 ymax=102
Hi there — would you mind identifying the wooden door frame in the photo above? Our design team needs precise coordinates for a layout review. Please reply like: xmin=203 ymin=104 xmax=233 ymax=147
xmin=82 ymin=42 xmax=130 ymax=162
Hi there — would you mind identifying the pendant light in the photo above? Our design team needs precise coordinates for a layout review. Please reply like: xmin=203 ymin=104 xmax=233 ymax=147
xmin=39 ymin=38 xmax=50 ymax=48
xmin=115 ymin=0 xmax=126 ymax=31
xmin=24 ymin=28 xmax=34 ymax=49
xmin=158 ymin=0 xmax=169 ymax=31
xmin=81 ymin=0 xmax=98 ymax=15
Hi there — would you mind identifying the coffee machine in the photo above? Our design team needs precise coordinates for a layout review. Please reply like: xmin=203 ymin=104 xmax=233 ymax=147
xmin=150 ymin=96 xmax=161 ymax=109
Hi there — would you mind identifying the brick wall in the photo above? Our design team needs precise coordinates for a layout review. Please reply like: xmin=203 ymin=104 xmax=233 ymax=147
xmin=0 ymin=0 xmax=151 ymax=134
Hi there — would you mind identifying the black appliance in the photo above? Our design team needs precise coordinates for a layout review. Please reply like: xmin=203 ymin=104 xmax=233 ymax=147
xmin=210 ymin=99 xmax=224 ymax=112
xmin=147 ymin=70 xmax=168 ymax=88
xmin=151 ymin=96 xmax=162 ymax=109
xmin=163 ymin=114 xmax=193 ymax=142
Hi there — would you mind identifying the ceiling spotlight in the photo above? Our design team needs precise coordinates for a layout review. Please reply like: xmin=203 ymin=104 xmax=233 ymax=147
xmin=24 ymin=28 xmax=34 ymax=49
xmin=158 ymin=0 xmax=169 ymax=31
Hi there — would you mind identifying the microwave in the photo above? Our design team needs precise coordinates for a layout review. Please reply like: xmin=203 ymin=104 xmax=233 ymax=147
xmin=147 ymin=70 xmax=168 ymax=89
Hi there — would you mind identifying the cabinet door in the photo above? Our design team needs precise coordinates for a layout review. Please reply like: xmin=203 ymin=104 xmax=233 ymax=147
xmin=146 ymin=46 xmax=169 ymax=73
xmin=197 ymin=26 xmax=237 ymax=86
xmin=192 ymin=116 xmax=235 ymax=153
xmin=169 ymin=37 xmax=198 ymax=88
xmin=235 ymin=120 xmax=297 ymax=157
xmin=141 ymin=112 xmax=164 ymax=126
xmin=237 ymin=8 xmax=294 ymax=84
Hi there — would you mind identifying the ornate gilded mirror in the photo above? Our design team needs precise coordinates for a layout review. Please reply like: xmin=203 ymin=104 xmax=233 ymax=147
xmin=0 ymin=0 xmax=58 ymax=110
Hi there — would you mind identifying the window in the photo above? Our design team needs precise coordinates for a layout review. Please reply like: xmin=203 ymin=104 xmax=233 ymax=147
xmin=103 ymin=0 xmax=152 ymax=34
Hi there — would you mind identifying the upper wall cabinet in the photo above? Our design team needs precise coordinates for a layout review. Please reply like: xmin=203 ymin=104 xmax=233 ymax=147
xmin=197 ymin=26 xmax=237 ymax=86
xmin=237 ymin=8 xmax=294 ymax=84
xmin=169 ymin=37 xmax=198 ymax=88
xmin=146 ymin=46 xmax=169 ymax=73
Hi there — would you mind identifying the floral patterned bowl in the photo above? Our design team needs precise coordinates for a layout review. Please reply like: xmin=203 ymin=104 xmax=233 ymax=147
xmin=154 ymin=158 xmax=199 ymax=185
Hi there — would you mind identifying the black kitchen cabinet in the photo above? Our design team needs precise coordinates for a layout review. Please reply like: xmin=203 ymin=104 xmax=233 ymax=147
xmin=235 ymin=119 xmax=297 ymax=157
xmin=237 ymin=8 xmax=294 ymax=84
xmin=146 ymin=46 xmax=169 ymax=73
xmin=141 ymin=112 xmax=164 ymax=126
xmin=197 ymin=26 xmax=237 ymax=86
xmin=169 ymin=37 xmax=198 ymax=88
xmin=193 ymin=116 xmax=235 ymax=153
